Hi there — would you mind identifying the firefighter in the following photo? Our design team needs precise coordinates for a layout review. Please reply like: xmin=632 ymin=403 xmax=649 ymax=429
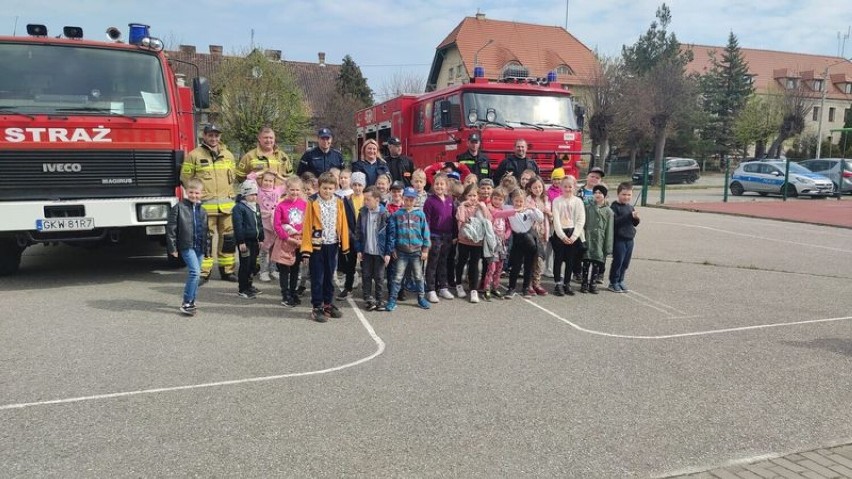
xmin=296 ymin=128 xmax=345 ymax=178
xmin=456 ymin=132 xmax=491 ymax=181
xmin=236 ymin=126 xmax=293 ymax=184
xmin=385 ymin=136 xmax=415 ymax=187
xmin=494 ymin=138 xmax=540 ymax=181
xmin=180 ymin=124 xmax=238 ymax=282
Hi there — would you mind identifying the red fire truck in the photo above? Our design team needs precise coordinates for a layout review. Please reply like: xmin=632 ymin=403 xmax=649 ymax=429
xmin=355 ymin=73 xmax=585 ymax=179
xmin=0 ymin=23 xmax=208 ymax=275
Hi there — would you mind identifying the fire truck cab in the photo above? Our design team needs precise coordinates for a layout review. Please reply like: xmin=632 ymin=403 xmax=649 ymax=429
xmin=355 ymin=74 xmax=585 ymax=179
xmin=0 ymin=23 xmax=208 ymax=275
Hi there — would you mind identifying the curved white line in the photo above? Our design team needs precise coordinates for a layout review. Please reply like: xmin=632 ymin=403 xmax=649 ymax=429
xmin=524 ymin=299 xmax=852 ymax=340
xmin=654 ymin=222 xmax=852 ymax=253
xmin=0 ymin=298 xmax=384 ymax=411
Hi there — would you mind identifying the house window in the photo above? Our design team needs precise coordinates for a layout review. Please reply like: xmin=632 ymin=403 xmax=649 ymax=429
xmin=555 ymin=64 xmax=574 ymax=76
xmin=829 ymin=107 xmax=836 ymax=122
xmin=414 ymin=103 xmax=426 ymax=133
xmin=456 ymin=65 xmax=463 ymax=78
xmin=448 ymin=67 xmax=454 ymax=79
xmin=843 ymin=83 xmax=852 ymax=94
xmin=812 ymin=106 xmax=819 ymax=121
xmin=785 ymin=78 xmax=798 ymax=89
xmin=813 ymin=79 xmax=824 ymax=92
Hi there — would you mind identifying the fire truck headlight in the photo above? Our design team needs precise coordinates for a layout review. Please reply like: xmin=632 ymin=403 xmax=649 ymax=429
xmin=468 ymin=109 xmax=478 ymax=124
xmin=137 ymin=203 xmax=170 ymax=221
xmin=485 ymin=108 xmax=497 ymax=123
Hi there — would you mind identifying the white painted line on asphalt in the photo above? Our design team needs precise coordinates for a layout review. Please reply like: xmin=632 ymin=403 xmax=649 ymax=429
xmin=626 ymin=290 xmax=689 ymax=316
xmin=523 ymin=299 xmax=852 ymax=340
xmin=0 ymin=299 xmax=384 ymax=411
xmin=655 ymin=222 xmax=852 ymax=253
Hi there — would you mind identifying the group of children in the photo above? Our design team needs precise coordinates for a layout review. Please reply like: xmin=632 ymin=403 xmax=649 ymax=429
xmin=166 ymin=164 xmax=640 ymax=321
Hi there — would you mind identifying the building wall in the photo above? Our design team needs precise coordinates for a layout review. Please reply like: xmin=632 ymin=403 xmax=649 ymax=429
xmin=434 ymin=47 xmax=467 ymax=89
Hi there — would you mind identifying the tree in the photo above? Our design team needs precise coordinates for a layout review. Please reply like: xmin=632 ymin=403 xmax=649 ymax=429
xmin=376 ymin=70 xmax=426 ymax=102
xmin=699 ymin=32 xmax=754 ymax=155
xmin=337 ymin=55 xmax=373 ymax=105
xmin=213 ymin=49 xmax=309 ymax=152
xmin=732 ymin=94 xmax=780 ymax=157
xmin=621 ymin=3 xmax=696 ymax=186
xmin=584 ymin=55 xmax=624 ymax=170
xmin=766 ymin=81 xmax=818 ymax=158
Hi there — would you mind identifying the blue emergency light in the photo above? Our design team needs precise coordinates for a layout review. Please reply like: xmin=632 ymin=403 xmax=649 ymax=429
xmin=547 ymin=71 xmax=557 ymax=83
xmin=474 ymin=66 xmax=485 ymax=78
xmin=128 ymin=23 xmax=150 ymax=45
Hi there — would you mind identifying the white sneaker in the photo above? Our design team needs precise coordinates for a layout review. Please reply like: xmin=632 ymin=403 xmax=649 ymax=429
xmin=455 ymin=284 xmax=466 ymax=298
xmin=438 ymin=288 xmax=454 ymax=300
xmin=427 ymin=290 xmax=440 ymax=303
xmin=469 ymin=290 xmax=479 ymax=303
xmin=258 ymin=272 xmax=271 ymax=282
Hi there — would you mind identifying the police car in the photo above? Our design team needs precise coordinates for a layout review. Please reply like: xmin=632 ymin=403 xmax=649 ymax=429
xmin=729 ymin=160 xmax=834 ymax=197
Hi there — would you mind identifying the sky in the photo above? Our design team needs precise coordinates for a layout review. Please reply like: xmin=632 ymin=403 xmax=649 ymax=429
xmin=4 ymin=0 xmax=852 ymax=101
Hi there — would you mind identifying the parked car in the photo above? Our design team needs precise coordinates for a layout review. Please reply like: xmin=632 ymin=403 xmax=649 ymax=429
xmin=728 ymin=161 xmax=834 ymax=197
xmin=632 ymin=157 xmax=700 ymax=184
xmin=798 ymin=158 xmax=852 ymax=194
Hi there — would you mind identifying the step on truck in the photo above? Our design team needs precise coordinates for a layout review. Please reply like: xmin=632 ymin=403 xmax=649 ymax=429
xmin=0 ymin=23 xmax=209 ymax=275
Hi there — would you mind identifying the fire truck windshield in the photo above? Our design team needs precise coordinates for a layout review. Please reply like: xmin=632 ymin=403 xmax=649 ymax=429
xmin=0 ymin=43 xmax=169 ymax=116
xmin=462 ymin=92 xmax=578 ymax=130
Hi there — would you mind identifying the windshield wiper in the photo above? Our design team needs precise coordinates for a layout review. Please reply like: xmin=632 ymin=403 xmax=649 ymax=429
xmin=0 ymin=108 xmax=35 ymax=120
xmin=55 ymin=107 xmax=137 ymax=122
xmin=475 ymin=119 xmax=514 ymax=130
xmin=511 ymin=121 xmax=544 ymax=131
xmin=536 ymin=123 xmax=574 ymax=131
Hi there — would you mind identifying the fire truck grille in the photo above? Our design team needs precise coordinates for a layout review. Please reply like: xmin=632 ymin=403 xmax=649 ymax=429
xmin=0 ymin=149 xmax=179 ymax=200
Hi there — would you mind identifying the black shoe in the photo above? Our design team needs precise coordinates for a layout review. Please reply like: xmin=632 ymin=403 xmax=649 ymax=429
xmin=237 ymin=290 xmax=257 ymax=299
xmin=589 ymin=284 xmax=599 ymax=295
xmin=553 ymin=284 xmax=565 ymax=297
xmin=397 ymin=290 xmax=407 ymax=301
xmin=290 ymin=295 xmax=302 ymax=306
xmin=366 ymin=301 xmax=378 ymax=312
xmin=296 ymin=285 xmax=307 ymax=296
xmin=249 ymin=286 xmax=262 ymax=295
xmin=324 ymin=304 xmax=343 ymax=319
xmin=580 ymin=282 xmax=589 ymax=294
xmin=311 ymin=307 xmax=327 ymax=323
xmin=336 ymin=288 xmax=351 ymax=300
xmin=221 ymin=273 xmax=238 ymax=282
xmin=565 ymin=284 xmax=575 ymax=296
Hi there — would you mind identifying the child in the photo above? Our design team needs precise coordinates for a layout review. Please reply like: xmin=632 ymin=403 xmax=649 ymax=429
xmin=335 ymin=169 xmax=359 ymax=300
xmin=519 ymin=169 xmax=536 ymax=190
xmin=423 ymin=173 xmax=457 ymax=303
xmin=167 ymin=178 xmax=208 ymax=316
xmin=478 ymin=178 xmax=494 ymax=205
xmin=376 ymin=173 xmax=392 ymax=204
xmin=609 ymin=182 xmax=640 ymax=293
xmin=387 ymin=180 xmax=405 ymax=214
xmin=481 ymin=187 xmax=514 ymax=299
xmin=547 ymin=168 xmax=564 ymax=204
xmin=254 ymin=170 xmax=285 ymax=282
xmin=525 ymin=175 xmax=551 ymax=296
xmin=355 ymin=186 xmax=392 ymax=311
xmin=499 ymin=174 xmax=519 ymax=193
xmin=550 ymin=176 xmax=586 ymax=296
xmin=386 ymin=187 xmax=432 ymax=311
xmin=297 ymin=173 xmax=318 ymax=295
xmin=455 ymin=183 xmax=491 ymax=303
xmin=411 ymin=169 xmax=429 ymax=208
xmin=336 ymin=168 xmax=353 ymax=199
xmin=350 ymin=172 xmax=367 ymax=214
xmin=505 ymin=188 xmax=543 ymax=299
xmin=232 ymin=181 xmax=265 ymax=299
xmin=300 ymin=172 xmax=351 ymax=322
xmin=273 ymin=176 xmax=307 ymax=307
xmin=582 ymin=184 xmax=613 ymax=294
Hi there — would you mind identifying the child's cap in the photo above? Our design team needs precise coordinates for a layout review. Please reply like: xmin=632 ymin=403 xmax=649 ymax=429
xmin=593 ymin=184 xmax=608 ymax=196
xmin=447 ymin=171 xmax=461 ymax=181
xmin=402 ymin=187 xmax=418 ymax=198
xmin=351 ymin=172 xmax=367 ymax=186
xmin=240 ymin=181 xmax=259 ymax=196
xmin=478 ymin=178 xmax=494 ymax=187
xmin=551 ymin=167 xmax=565 ymax=181
xmin=390 ymin=180 xmax=405 ymax=191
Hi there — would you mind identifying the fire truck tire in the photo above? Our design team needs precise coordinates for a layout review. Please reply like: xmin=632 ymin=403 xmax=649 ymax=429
xmin=0 ymin=239 xmax=24 ymax=276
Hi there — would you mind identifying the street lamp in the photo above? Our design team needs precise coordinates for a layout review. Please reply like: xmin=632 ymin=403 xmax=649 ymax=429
xmin=815 ymin=56 xmax=851 ymax=159
xmin=473 ymin=39 xmax=494 ymax=75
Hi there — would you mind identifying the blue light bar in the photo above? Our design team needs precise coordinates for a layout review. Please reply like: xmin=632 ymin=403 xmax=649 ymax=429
xmin=128 ymin=23 xmax=150 ymax=45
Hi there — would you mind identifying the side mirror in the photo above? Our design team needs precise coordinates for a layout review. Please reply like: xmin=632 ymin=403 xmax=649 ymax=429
xmin=193 ymin=77 xmax=210 ymax=109
xmin=574 ymin=105 xmax=586 ymax=130
xmin=439 ymin=100 xmax=452 ymax=128
xmin=771 ymin=170 xmax=782 ymax=176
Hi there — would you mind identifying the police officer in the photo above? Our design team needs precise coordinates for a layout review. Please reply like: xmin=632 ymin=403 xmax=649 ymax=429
xmin=296 ymin=127 xmax=344 ymax=178
xmin=385 ymin=136 xmax=415 ymax=187
xmin=456 ymin=132 xmax=491 ymax=181
xmin=494 ymin=138 xmax=540 ymax=181
xmin=236 ymin=126 xmax=293 ymax=183
xmin=180 ymin=124 xmax=238 ymax=282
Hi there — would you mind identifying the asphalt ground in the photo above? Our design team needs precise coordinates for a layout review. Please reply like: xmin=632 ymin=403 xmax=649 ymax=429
xmin=2 ymin=207 xmax=852 ymax=477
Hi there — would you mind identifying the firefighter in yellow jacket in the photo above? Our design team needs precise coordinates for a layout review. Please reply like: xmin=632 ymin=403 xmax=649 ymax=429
xmin=180 ymin=124 xmax=238 ymax=282
xmin=235 ymin=126 xmax=294 ymax=183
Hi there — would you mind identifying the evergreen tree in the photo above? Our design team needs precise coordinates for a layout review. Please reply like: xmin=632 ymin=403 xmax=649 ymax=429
xmin=699 ymin=32 xmax=754 ymax=155
xmin=337 ymin=55 xmax=373 ymax=106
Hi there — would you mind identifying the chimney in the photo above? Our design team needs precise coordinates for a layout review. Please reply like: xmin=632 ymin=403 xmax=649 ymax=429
xmin=209 ymin=45 xmax=223 ymax=56
xmin=264 ymin=49 xmax=282 ymax=61
xmin=475 ymin=11 xmax=486 ymax=20
xmin=179 ymin=44 xmax=196 ymax=54
xmin=318 ymin=52 xmax=326 ymax=67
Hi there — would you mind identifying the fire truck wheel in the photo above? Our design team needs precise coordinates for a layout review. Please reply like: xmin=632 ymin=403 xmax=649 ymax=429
xmin=0 ymin=239 xmax=24 ymax=276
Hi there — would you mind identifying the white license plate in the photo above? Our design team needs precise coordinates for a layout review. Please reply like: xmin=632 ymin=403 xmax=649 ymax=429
xmin=36 ymin=217 xmax=95 ymax=231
